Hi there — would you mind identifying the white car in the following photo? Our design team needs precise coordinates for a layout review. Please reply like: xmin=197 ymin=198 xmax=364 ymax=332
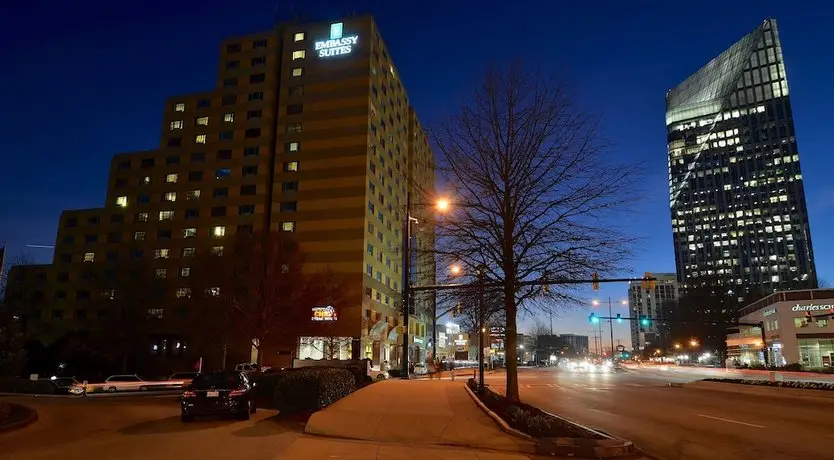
xmin=413 ymin=363 xmax=428 ymax=376
xmin=84 ymin=374 xmax=181 ymax=393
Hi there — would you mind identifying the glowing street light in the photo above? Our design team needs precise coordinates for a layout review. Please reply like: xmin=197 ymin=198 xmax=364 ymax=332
xmin=674 ymin=343 xmax=681 ymax=349
xmin=689 ymin=339 xmax=699 ymax=348
xmin=435 ymin=198 xmax=450 ymax=212
xmin=450 ymin=264 xmax=462 ymax=275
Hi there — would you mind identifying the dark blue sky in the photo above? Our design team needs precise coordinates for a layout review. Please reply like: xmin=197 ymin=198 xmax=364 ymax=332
xmin=1 ymin=0 xmax=831 ymax=345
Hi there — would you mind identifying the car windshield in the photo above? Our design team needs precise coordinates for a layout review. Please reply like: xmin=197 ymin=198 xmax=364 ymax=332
xmin=190 ymin=372 xmax=242 ymax=389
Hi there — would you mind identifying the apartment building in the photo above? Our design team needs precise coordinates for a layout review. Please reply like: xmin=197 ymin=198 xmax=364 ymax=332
xmin=5 ymin=15 xmax=435 ymax=370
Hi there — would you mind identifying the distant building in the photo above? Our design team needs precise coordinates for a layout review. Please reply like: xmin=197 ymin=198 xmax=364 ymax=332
xmin=628 ymin=273 xmax=679 ymax=352
xmin=666 ymin=19 xmax=816 ymax=301
xmin=536 ymin=334 xmax=589 ymax=360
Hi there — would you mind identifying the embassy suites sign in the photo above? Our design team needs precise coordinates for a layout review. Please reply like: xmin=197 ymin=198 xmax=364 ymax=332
xmin=314 ymin=22 xmax=358 ymax=58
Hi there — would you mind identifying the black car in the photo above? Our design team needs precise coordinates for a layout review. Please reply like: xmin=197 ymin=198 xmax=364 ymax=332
xmin=180 ymin=371 xmax=256 ymax=422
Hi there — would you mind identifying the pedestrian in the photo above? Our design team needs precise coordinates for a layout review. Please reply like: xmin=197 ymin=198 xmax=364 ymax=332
xmin=427 ymin=358 xmax=437 ymax=380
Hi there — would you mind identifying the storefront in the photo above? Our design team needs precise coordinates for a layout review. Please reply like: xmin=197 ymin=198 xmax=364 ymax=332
xmin=727 ymin=289 xmax=834 ymax=368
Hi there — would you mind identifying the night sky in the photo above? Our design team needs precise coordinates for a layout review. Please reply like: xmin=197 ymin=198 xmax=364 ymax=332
xmin=2 ymin=0 xmax=831 ymax=347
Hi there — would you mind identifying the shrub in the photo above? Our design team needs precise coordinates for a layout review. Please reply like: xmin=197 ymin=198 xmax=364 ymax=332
xmin=343 ymin=365 xmax=371 ymax=387
xmin=0 ymin=377 xmax=56 ymax=395
xmin=704 ymin=378 xmax=834 ymax=391
xmin=251 ymin=373 xmax=284 ymax=409
xmin=274 ymin=367 xmax=355 ymax=414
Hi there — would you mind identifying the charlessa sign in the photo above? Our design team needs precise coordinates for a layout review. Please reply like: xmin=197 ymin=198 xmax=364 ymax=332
xmin=791 ymin=303 xmax=834 ymax=312
xmin=314 ymin=22 xmax=358 ymax=58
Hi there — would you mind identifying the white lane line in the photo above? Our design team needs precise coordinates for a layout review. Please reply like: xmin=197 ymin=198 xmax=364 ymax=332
xmin=696 ymin=414 xmax=765 ymax=428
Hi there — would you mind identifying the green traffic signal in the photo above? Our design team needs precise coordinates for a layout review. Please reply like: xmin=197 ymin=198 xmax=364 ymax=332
xmin=616 ymin=313 xmax=623 ymax=323
xmin=589 ymin=314 xmax=600 ymax=324
xmin=640 ymin=316 xmax=650 ymax=326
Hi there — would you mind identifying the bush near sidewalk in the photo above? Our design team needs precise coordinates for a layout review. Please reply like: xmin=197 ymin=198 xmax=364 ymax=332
xmin=467 ymin=379 xmax=603 ymax=439
xmin=704 ymin=378 xmax=834 ymax=391
xmin=0 ymin=377 xmax=56 ymax=395
xmin=273 ymin=367 xmax=356 ymax=414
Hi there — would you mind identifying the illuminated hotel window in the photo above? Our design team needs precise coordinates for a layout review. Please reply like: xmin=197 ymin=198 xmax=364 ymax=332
xmin=186 ymin=190 xmax=201 ymax=200
xmin=288 ymin=142 xmax=299 ymax=152
xmin=136 ymin=212 xmax=149 ymax=222
xmin=134 ymin=231 xmax=145 ymax=241
xmin=183 ymin=228 xmax=196 ymax=238
xmin=159 ymin=210 xmax=174 ymax=221
xmin=154 ymin=249 xmax=170 ymax=259
xmin=83 ymin=252 xmax=95 ymax=263
xmin=292 ymin=50 xmax=306 ymax=60
xmin=195 ymin=134 xmax=207 ymax=144
xmin=223 ymin=113 xmax=235 ymax=123
xmin=176 ymin=287 xmax=191 ymax=298
xmin=116 ymin=196 xmax=128 ymax=207
xmin=154 ymin=269 xmax=167 ymax=279
xmin=141 ymin=176 xmax=151 ymax=185
xmin=283 ymin=161 xmax=298 ymax=172
xmin=174 ymin=103 xmax=185 ymax=112
xmin=281 ymin=221 xmax=296 ymax=232
xmin=211 ymin=246 xmax=224 ymax=256
xmin=196 ymin=117 xmax=209 ymax=126
xmin=162 ymin=192 xmax=176 ymax=202
xmin=180 ymin=268 xmax=191 ymax=278
xmin=291 ymin=67 xmax=303 ymax=77
xmin=166 ymin=173 xmax=178 ymax=183
xmin=294 ymin=32 xmax=305 ymax=42
xmin=170 ymin=120 xmax=183 ymax=130
xmin=212 ymin=225 xmax=226 ymax=238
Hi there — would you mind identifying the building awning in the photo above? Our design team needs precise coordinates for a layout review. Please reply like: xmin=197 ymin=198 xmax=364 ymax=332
xmin=368 ymin=321 xmax=389 ymax=340
xmin=388 ymin=326 xmax=404 ymax=341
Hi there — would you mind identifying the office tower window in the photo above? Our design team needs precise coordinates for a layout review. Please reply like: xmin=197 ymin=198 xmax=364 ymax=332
xmin=280 ymin=201 xmax=297 ymax=212
xmin=196 ymin=117 xmax=209 ymax=126
xmin=223 ymin=77 xmax=237 ymax=87
xmin=281 ymin=221 xmax=296 ymax=232
xmin=223 ymin=113 xmax=234 ymax=123
xmin=213 ymin=187 xmax=229 ymax=198
xmin=176 ymin=287 xmax=192 ymax=298
xmin=217 ymin=149 xmax=232 ymax=160
xmin=226 ymin=60 xmax=240 ymax=70
xmin=292 ymin=50 xmax=306 ymax=60
xmin=182 ymin=247 xmax=196 ymax=257
xmin=154 ymin=269 xmax=167 ymax=279
xmin=237 ymin=224 xmax=253 ymax=234
xmin=282 ymin=181 xmax=298 ymax=192
xmin=136 ymin=212 xmax=149 ymax=222
xmin=249 ymin=73 xmax=265 ymax=83
xmin=153 ymin=249 xmax=170 ymax=259
xmin=292 ymin=67 xmax=303 ymax=77
xmin=294 ymin=32 xmax=305 ymax=42
xmin=211 ymin=246 xmax=224 ymax=256
xmin=183 ymin=228 xmax=197 ymax=238
xmin=185 ymin=208 xmax=199 ymax=219
xmin=162 ymin=192 xmax=176 ymax=202
xmin=174 ymin=103 xmax=185 ymax=112
xmin=251 ymin=56 xmax=266 ymax=66
xmin=180 ymin=268 xmax=191 ymax=278
xmin=116 ymin=196 xmax=128 ymax=207
xmin=287 ymin=142 xmax=300 ymax=153
xmin=195 ymin=134 xmax=207 ymax=144
xmin=186 ymin=190 xmax=201 ymax=200
xmin=110 ymin=214 xmax=123 ymax=223
xmin=245 ymin=128 xmax=260 ymax=138
xmin=219 ymin=131 xmax=233 ymax=140
xmin=118 ymin=161 xmax=130 ymax=170
xmin=248 ymin=91 xmax=264 ymax=101
xmin=222 ymin=94 xmax=237 ymax=105
xmin=247 ymin=110 xmax=262 ymax=120
xmin=188 ymin=171 xmax=203 ymax=181
xmin=215 ymin=168 xmax=231 ymax=179
xmin=253 ymin=38 xmax=268 ymax=48
xmin=165 ymin=173 xmax=178 ymax=183
xmin=289 ymin=85 xmax=304 ymax=96
xmin=240 ymin=185 xmax=256 ymax=195
xmin=170 ymin=120 xmax=183 ymax=130
xmin=167 ymin=138 xmax=182 ymax=147
xmin=283 ymin=162 xmax=299 ymax=172
xmin=211 ymin=206 xmax=226 ymax=217
xmin=239 ymin=205 xmax=255 ymax=215
xmin=287 ymin=104 xmax=303 ymax=115
xmin=243 ymin=146 xmax=259 ymax=157
xmin=141 ymin=158 xmax=155 ymax=168
xmin=242 ymin=165 xmax=257 ymax=176
xmin=83 ymin=252 xmax=95 ymax=263
xmin=166 ymin=155 xmax=179 ymax=165
xmin=286 ymin=123 xmax=302 ymax=133
xmin=159 ymin=210 xmax=174 ymax=221
xmin=137 ymin=194 xmax=150 ymax=204
xmin=197 ymin=99 xmax=211 ymax=108
xmin=212 ymin=226 xmax=226 ymax=238
xmin=191 ymin=152 xmax=205 ymax=163
xmin=226 ymin=43 xmax=241 ymax=53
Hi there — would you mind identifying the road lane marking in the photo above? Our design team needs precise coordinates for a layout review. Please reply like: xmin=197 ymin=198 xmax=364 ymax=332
xmin=696 ymin=414 xmax=765 ymax=428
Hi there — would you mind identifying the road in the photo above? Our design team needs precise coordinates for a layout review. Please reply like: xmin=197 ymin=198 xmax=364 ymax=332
xmin=0 ymin=395 xmax=304 ymax=460
xmin=485 ymin=367 xmax=834 ymax=460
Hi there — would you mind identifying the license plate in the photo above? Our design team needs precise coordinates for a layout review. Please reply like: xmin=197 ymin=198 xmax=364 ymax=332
xmin=206 ymin=391 xmax=219 ymax=397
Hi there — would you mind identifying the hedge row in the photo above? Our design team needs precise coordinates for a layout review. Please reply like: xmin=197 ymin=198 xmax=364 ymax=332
xmin=704 ymin=378 xmax=834 ymax=391
xmin=250 ymin=366 xmax=359 ymax=414
xmin=467 ymin=378 xmax=601 ymax=439
xmin=0 ymin=378 xmax=57 ymax=395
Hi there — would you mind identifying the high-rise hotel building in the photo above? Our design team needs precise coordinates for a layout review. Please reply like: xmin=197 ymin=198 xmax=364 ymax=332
xmin=666 ymin=19 xmax=816 ymax=300
xmin=5 ymin=16 xmax=436 ymax=368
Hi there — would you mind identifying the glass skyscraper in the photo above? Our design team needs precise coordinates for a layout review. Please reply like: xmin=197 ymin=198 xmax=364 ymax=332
xmin=666 ymin=19 xmax=816 ymax=301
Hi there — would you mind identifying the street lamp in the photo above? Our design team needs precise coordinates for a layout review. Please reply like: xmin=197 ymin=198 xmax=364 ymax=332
xmin=674 ymin=343 xmax=681 ymax=350
xmin=450 ymin=264 xmax=462 ymax=275
xmin=593 ymin=298 xmax=628 ymax=358
xmin=402 ymin=197 xmax=450 ymax=378
xmin=689 ymin=339 xmax=699 ymax=348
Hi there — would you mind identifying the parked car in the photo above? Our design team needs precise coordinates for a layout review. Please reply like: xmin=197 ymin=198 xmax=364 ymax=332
xmin=83 ymin=374 xmax=179 ymax=393
xmin=180 ymin=371 xmax=256 ymax=422
xmin=39 ymin=377 xmax=80 ymax=395
xmin=168 ymin=372 xmax=199 ymax=386
xmin=413 ymin=363 xmax=428 ymax=376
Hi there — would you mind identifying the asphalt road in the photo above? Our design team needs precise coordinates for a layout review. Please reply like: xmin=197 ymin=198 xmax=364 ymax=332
xmin=485 ymin=367 xmax=834 ymax=460
xmin=0 ymin=395 xmax=304 ymax=460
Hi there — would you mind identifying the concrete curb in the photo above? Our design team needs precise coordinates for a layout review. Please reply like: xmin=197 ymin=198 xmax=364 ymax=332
xmin=0 ymin=391 xmax=179 ymax=399
xmin=463 ymin=383 xmax=636 ymax=458
xmin=0 ymin=403 xmax=38 ymax=434
xmin=685 ymin=380 xmax=834 ymax=400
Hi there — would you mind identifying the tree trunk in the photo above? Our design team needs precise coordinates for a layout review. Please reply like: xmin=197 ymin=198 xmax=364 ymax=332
xmin=221 ymin=340 xmax=228 ymax=370
xmin=504 ymin=284 xmax=520 ymax=402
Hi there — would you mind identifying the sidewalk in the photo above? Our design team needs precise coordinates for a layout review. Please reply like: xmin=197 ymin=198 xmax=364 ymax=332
xmin=304 ymin=379 xmax=535 ymax=456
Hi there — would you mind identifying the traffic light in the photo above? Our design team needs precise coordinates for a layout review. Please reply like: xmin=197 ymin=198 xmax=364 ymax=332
xmin=639 ymin=315 xmax=650 ymax=327
xmin=589 ymin=313 xmax=600 ymax=324
xmin=592 ymin=272 xmax=600 ymax=291
xmin=616 ymin=313 xmax=623 ymax=323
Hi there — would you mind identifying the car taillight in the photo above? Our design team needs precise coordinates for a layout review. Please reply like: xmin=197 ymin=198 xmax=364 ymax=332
xmin=182 ymin=390 xmax=196 ymax=398
xmin=229 ymin=388 xmax=246 ymax=397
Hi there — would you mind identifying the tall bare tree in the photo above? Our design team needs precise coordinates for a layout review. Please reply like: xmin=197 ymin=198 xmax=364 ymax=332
xmin=433 ymin=64 xmax=639 ymax=401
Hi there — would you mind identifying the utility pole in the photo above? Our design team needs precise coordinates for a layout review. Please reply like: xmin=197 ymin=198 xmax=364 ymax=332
xmin=477 ymin=266 xmax=486 ymax=393
xmin=400 ymin=190 xmax=412 ymax=379
xmin=608 ymin=297 xmax=615 ymax=358
xmin=549 ymin=310 xmax=553 ymax=335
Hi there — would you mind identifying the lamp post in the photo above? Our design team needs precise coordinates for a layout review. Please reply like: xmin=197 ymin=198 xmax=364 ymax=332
xmin=594 ymin=298 xmax=627 ymax=358
xmin=477 ymin=265 xmax=486 ymax=393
